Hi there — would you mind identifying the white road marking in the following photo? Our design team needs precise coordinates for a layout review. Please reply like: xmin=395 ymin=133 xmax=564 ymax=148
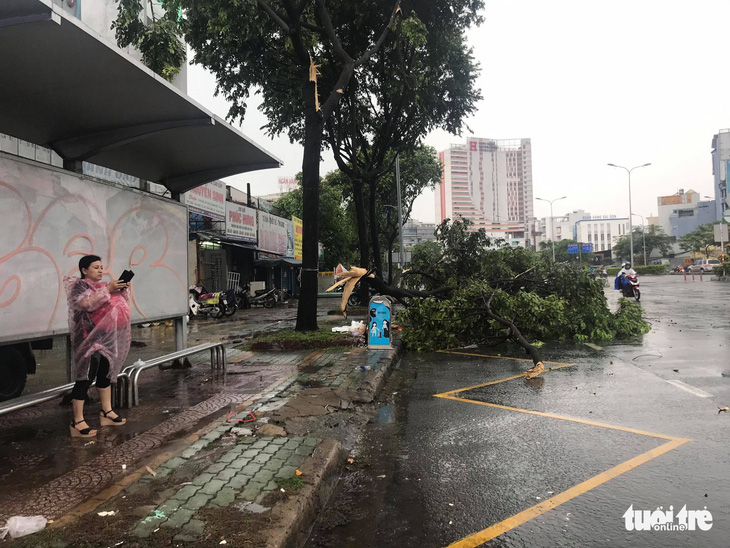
xmin=665 ymin=379 xmax=714 ymax=398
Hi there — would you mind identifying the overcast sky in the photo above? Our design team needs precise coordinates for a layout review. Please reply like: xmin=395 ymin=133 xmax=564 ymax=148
xmin=187 ymin=0 xmax=730 ymax=224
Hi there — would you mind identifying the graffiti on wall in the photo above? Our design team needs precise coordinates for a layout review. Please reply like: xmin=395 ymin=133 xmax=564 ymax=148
xmin=0 ymin=158 xmax=188 ymax=343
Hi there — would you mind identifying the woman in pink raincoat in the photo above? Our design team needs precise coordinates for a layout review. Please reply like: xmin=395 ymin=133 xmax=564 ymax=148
xmin=65 ymin=255 xmax=131 ymax=438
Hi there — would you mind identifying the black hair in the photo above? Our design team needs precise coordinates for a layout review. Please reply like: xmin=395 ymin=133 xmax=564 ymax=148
xmin=78 ymin=255 xmax=102 ymax=278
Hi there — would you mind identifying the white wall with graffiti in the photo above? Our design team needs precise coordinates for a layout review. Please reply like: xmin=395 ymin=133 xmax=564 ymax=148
xmin=0 ymin=154 xmax=188 ymax=344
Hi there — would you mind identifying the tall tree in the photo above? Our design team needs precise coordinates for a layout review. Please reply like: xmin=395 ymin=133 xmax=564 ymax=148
xmin=116 ymin=0 xmax=404 ymax=331
xmin=539 ymin=239 xmax=595 ymax=264
xmin=375 ymin=146 xmax=441 ymax=281
xmin=612 ymin=225 xmax=673 ymax=264
xmin=325 ymin=1 xmax=482 ymax=278
xmin=679 ymin=222 xmax=727 ymax=259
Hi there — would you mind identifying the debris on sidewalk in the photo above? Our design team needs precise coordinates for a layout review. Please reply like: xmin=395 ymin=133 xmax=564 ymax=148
xmin=97 ymin=511 xmax=117 ymax=517
xmin=145 ymin=466 xmax=157 ymax=477
xmin=256 ymin=424 xmax=287 ymax=437
xmin=0 ymin=515 xmax=48 ymax=539
xmin=331 ymin=320 xmax=367 ymax=337
xmin=718 ymin=406 xmax=729 ymax=414
xmin=235 ymin=502 xmax=270 ymax=514
xmin=225 ymin=410 xmax=256 ymax=423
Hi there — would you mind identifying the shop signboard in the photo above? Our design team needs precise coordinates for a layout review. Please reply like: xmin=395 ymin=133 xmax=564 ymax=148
xmin=285 ymin=219 xmax=295 ymax=258
xmin=184 ymin=180 xmax=226 ymax=220
xmin=258 ymin=211 xmax=289 ymax=255
xmin=293 ymin=216 xmax=303 ymax=260
xmin=225 ymin=201 xmax=257 ymax=243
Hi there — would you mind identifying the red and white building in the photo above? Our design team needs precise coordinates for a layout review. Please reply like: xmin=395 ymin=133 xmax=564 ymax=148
xmin=435 ymin=137 xmax=534 ymax=246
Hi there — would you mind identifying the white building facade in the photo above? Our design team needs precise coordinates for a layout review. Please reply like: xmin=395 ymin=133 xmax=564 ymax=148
xmin=436 ymin=137 xmax=534 ymax=246
xmin=574 ymin=216 xmax=629 ymax=256
xmin=711 ymin=130 xmax=730 ymax=221
xmin=534 ymin=210 xmax=629 ymax=257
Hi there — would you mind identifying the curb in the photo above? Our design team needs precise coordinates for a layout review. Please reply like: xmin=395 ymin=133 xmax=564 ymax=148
xmin=267 ymin=340 xmax=403 ymax=547
xmin=356 ymin=338 xmax=403 ymax=403
xmin=261 ymin=439 xmax=345 ymax=548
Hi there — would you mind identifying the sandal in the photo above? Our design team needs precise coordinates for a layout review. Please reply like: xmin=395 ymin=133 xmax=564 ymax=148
xmin=70 ymin=419 xmax=97 ymax=438
xmin=100 ymin=409 xmax=127 ymax=426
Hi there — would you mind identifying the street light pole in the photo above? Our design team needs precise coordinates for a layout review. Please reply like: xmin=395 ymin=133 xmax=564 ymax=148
xmin=608 ymin=163 xmax=651 ymax=265
xmin=395 ymin=155 xmax=405 ymax=269
xmin=536 ymin=196 xmax=567 ymax=261
xmin=632 ymin=213 xmax=647 ymax=265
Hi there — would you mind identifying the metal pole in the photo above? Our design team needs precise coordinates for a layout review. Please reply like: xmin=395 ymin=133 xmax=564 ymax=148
xmin=642 ymin=224 xmax=647 ymax=265
xmin=550 ymin=202 xmax=555 ymax=261
xmin=608 ymin=163 xmax=651 ymax=264
xmin=628 ymin=170 xmax=634 ymax=265
xmin=395 ymin=155 xmax=405 ymax=269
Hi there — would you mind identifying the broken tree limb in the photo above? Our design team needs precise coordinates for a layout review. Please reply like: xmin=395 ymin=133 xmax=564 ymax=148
xmin=482 ymin=292 xmax=544 ymax=377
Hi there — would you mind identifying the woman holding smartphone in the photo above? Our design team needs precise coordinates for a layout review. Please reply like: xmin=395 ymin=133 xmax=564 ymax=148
xmin=64 ymin=255 xmax=132 ymax=438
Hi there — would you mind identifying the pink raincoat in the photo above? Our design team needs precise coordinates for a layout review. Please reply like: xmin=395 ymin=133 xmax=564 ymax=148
xmin=64 ymin=277 xmax=131 ymax=382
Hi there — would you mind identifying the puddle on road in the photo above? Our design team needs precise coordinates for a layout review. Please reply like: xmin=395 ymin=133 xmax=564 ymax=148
xmin=377 ymin=404 xmax=394 ymax=423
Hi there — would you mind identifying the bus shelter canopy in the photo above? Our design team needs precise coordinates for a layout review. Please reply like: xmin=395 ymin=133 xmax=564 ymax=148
xmin=0 ymin=0 xmax=281 ymax=194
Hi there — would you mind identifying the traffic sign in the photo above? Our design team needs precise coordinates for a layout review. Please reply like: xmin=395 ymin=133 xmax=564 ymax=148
xmin=714 ymin=223 xmax=728 ymax=242
xmin=567 ymin=243 xmax=579 ymax=255
xmin=582 ymin=243 xmax=593 ymax=253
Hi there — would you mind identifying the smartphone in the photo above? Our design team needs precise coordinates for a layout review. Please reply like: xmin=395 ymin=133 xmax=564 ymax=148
xmin=119 ymin=270 xmax=135 ymax=284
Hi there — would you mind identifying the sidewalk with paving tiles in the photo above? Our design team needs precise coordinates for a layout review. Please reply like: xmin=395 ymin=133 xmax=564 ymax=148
xmin=127 ymin=344 xmax=400 ymax=545
xmin=4 ymin=338 xmax=401 ymax=547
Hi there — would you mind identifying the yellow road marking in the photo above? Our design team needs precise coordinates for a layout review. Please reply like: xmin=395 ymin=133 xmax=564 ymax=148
xmin=435 ymin=350 xmax=691 ymax=547
xmin=435 ymin=395 xmax=680 ymax=441
xmin=447 ymin=437 xmax=691 ymax=548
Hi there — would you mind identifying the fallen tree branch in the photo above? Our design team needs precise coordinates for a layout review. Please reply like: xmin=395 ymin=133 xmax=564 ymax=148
xmin=482 ymin=291 xmax=544 ymax=377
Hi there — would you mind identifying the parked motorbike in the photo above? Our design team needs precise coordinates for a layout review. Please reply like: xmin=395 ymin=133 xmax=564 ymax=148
xmin=242 ymin=284 xmax=277 ymax=308
xmin=188 ymin=284 xmax=228 ymax=318
xmin=221 ymin=288 xmax=238 ymax=316
xmin=234 ymin=285 xmax=251 ymax=310
xmin=621 ymin=274 xmax=641 ymax=301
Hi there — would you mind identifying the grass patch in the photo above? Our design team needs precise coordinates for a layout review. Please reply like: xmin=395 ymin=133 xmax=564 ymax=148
xmin=275 ymin=475 xmax=306 ymax=490
xmin=244 ymin=329 xmax=358 ymax=351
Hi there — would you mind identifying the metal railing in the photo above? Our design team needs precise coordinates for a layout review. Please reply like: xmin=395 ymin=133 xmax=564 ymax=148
xmin=0 ymin=342 xmax=226 ymax=417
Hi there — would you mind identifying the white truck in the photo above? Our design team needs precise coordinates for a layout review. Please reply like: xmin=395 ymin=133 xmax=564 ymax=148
xmin=0 ymin=153 xmax=189 ymax=400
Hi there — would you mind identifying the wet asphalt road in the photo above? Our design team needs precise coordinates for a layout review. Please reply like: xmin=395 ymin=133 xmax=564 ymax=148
xmin=307 ymin=276 xmax=730 ymax=548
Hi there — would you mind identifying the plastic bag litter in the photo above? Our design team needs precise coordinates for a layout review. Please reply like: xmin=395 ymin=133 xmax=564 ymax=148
xmin=0 ymin=515 xmax=48 ymax=539
xmin=331 ymin=321 xmax=366 ymax=337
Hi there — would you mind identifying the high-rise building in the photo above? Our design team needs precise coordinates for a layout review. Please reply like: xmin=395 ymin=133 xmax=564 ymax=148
xmin=711 ymin=130 xmax=730 ymax=221
xmin=435 ymin=137 xmax=534 ymax=245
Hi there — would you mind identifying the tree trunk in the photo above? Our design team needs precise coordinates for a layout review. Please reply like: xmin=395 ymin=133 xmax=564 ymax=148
xmin=387 ymin=239 xmax=393 ymax=284
xmin=368 ymin=180 xmax=383 ymax=279
xmin=352 ymin=179 xmax=369 ymax=270
xmin=295 ymin=85 xmax=323 ymax=332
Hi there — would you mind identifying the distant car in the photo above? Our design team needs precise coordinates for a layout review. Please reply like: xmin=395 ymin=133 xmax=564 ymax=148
xmin=689 ymin=259 xmax=721 ymax=273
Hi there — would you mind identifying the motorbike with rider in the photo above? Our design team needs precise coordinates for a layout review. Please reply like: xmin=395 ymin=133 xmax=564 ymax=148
xmin=614 ymin=262 xmax=640 ymax=301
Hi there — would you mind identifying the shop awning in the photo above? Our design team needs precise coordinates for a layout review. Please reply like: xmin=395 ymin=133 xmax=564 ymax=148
xmin=0 ymin=0 xmax=282 ymax=194
xmin=255 ymin=257 xmax=302 ymax=267
xmin=196 ymin=230 xmax=257 ymax=250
